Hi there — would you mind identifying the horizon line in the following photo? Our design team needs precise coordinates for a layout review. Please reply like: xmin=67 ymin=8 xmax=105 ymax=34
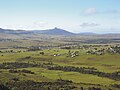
xmin=0 ymin=27 xmax=120 ymax=34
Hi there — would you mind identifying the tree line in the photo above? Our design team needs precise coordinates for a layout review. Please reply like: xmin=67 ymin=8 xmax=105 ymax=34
xmin=9 ymin=69 xmax=35 ymax=74
xmin=48 ymin=65 xmax=120 ymax=80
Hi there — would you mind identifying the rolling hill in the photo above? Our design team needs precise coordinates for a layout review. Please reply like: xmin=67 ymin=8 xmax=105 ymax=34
xmin=32 ymin=27 xmax=74 ymax=35
xmin=0 ymin=27 xmax=74 ymax=35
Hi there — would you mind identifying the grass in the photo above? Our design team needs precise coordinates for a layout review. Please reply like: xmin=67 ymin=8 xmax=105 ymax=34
xmin=0 ymin=48 xmax=120 ymax=89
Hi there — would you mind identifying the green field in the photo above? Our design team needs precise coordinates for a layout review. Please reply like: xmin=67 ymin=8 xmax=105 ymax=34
xmin=0 ymin=45 xmax=120 ymax=90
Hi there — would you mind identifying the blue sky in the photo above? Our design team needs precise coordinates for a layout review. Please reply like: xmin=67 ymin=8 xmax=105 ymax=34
xmin=0 ymin=0 xmax=120 ymax=33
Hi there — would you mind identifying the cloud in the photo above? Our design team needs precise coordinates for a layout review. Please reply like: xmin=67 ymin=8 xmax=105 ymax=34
xmin=4 ymin=21 xmax=54 ymax=30
xmin=104 ymin=10 xmax=119 ymax=14
xmin=84 ymin=8 xmax=97 ymax=15
xmin=21 ymin=21 xmax=54 ymax=30
xmin=83 ymin=7 xmax=119 ymax=15
xmin=80 ymin=23 xmax=100 ymax=28
xmin=32 ymin=21 xmax=49 ymax=28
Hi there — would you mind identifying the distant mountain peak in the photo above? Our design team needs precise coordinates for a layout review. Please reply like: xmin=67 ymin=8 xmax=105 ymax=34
xmin=54 ymin=27 xmax=58 ymax=29
xmin=51 ymin=27 xmax=65 ymax=31
xmin=32 ymin=27 xmax=74 ymax=35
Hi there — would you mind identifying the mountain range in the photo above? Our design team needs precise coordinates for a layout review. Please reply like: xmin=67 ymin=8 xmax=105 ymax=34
xmin=32 ymin=27 xmax=74 ymax=35
xmin=0 ymin=27 xmax=74 ymax=35
xmin=0 ymin=27 xmax=120 ymax=36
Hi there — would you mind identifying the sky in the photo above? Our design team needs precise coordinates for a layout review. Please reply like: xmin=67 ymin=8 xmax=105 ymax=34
xmin=0 ymin=0 xmax=120 ymax=33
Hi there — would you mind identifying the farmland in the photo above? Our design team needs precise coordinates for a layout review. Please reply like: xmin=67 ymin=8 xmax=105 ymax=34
xmin=0 ymin=35 xmax=120 ymax=90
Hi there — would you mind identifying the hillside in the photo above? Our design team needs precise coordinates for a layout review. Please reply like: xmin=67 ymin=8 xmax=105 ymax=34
xmin=32 ymin=27 xmax=75 ymax=35
xmin=0 ymin=27 xmax=74 ymax=35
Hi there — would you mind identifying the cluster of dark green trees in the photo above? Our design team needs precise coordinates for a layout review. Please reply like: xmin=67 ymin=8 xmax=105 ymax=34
xmin=111 ymin=84 xmax=120 ymax=88
xmin=0 ymin=62 xmax=120 ymax=81
xmin=9 ymin=69 xmax=34 ymax=74
xmin=0 ymin=80 xmax=115 ymax=90
xmin=0 ymin=84 xmax=9 ymax=90
xmin=80 ymin=87 xmax=102 ymax=90
xmin=0 ymin=62 xmax=55 ymax=69
xmin=48 ymin=65 xmax=120 ymax=80
xmin=2 ymin=80 xmax=76 ymax=90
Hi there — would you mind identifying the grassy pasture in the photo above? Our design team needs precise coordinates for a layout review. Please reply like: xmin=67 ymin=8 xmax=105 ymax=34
xmin=0 ymin=46 xmax=120 ymax=89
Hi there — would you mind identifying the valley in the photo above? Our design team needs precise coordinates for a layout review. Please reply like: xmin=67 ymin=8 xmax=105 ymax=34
xmin=0 ymin=29 xmax=120 ymax=90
